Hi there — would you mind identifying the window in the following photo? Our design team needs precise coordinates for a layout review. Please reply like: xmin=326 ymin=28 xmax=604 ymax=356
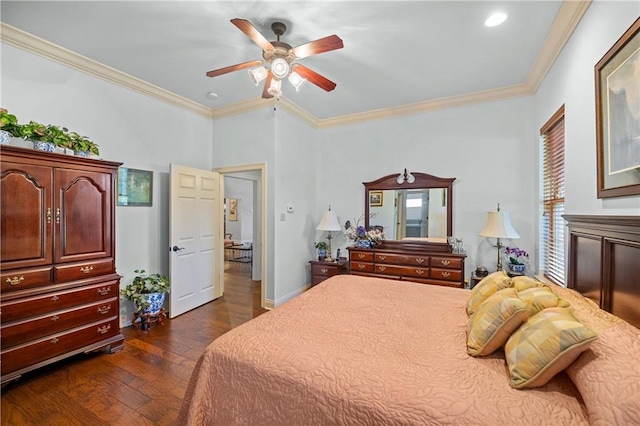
xmin=540 ymin=105 xmax=565 ymax=285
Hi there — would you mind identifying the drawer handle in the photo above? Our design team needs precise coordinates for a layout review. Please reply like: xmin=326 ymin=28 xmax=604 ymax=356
xmin=416 ymin=258 xmax=425 ymax=264
xmin=97 ymin=324 xmax=111 ymax=335
xmin=321 ymin=268 xmax=328 ymax=274
xmin=358 ymin=264 xmax=366 ymax=270
xmin=51 ymin=315 xmax=59 ymax=322
xmin=97 ymin=305 xmax=111 ymax=315
xmin=379 ymin=255 xmax=386 ymax=261
xmin=51 ymin=337 xmax=59 ymax=344
xmin=55 ymin=208 xmax=61 ymax=224
xmin=51 ymin=295 xmax=60 ymax=302
xmin=46 ymin=207 xmax=52 ymax=224
xmin=416 ymin=269 xmax=424 ymax=275
xmin=358 ymin=253 xmax=366 ymax=259
xmin=441 ymin=260 xmax=451 ymax=266
xmin=80 ymin=266 xmax=94 ymax=274
xmin=441 ymin=271 xmax=451 ymax=278
xmin=378 ymin=266 xmax=386 ymax=272
xmin=97 ymin=287 xmax=110 ymax=296
xmin=6 ymin=276 xmax=24 ymax=286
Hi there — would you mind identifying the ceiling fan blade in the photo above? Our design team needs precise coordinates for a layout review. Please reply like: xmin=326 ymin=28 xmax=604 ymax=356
xmin=291 ymin=35 xmax=343 ymax=59
xmin=231 ymin=18 xmax=275 ymax=51
xmin=293 ymin=65 xmax=337 ymax=92
xmin=206 ymin=60 xmax=262 ymax=78
xmin=261 ymin=72 xmax=274 ymax=99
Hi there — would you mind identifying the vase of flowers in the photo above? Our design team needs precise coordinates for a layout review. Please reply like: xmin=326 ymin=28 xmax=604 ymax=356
xmin=345 ymin=215 xmax=385 ymax=248
xmin=504 ymin=246 xmax=529 ymax=274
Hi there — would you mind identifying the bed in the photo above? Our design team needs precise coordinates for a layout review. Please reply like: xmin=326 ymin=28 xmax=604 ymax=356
xmin=178 ymin=274 xmax=640 ymax=425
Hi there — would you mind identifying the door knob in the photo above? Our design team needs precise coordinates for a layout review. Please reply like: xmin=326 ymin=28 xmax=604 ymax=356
xmin=171 ymin=245 xmax=185 ymax=252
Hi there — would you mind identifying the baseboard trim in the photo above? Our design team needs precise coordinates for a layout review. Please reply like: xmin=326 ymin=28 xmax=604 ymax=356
xmin=273 ymin=284 xmax=310 ymax=308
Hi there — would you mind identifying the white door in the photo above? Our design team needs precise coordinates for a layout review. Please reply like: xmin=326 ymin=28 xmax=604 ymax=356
xmin=169 ymin=164 xmax=224 ymax=318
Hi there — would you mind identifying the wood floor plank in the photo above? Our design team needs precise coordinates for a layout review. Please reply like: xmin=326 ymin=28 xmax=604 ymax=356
xmin=1 ymin=264 xmax=267 ymax=425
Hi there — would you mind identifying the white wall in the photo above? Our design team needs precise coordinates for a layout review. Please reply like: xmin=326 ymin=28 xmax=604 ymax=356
xmin=316 ymin=96 xmax=538 ymax=278
xmin=1 ymin=44 xmax=214 ymax=325
xmin=534 ymin=1 xmax=640 ymax=216
xmin=224 ymin=176 xmax=254 ymax=243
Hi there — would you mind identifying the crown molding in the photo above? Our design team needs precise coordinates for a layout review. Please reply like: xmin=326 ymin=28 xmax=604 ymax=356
xmin=0 ymin=0 xmax=591 ymax=128
xmin=525 ymin=0 xmax=591 ymax=92
xmin=0 ymin=22 xmax=213 ymax=118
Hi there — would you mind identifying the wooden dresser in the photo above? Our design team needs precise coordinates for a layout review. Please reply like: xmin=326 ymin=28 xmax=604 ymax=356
xmin=0 ymin=146 xmax=124 ymax=384
xmin=347 ymin=242 xmax=466 ymax=288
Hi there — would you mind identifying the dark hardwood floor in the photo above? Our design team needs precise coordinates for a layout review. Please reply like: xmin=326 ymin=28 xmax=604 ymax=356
xmin=1 ymin=262 xmax=267 ymax=425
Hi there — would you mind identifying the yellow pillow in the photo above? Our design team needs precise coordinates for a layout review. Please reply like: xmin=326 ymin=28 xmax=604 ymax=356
xmin=466 ymin=271 xmax=512 ymax=316
xmin=467 ymin=288 xmax=529 ymax=356
xmin=505 ymin=307 xmax=597 ymax=389
xmin=517 ymin=286 xmax=571 ymax=316
xmin=512 ymin=275 xmax=546 ymax=292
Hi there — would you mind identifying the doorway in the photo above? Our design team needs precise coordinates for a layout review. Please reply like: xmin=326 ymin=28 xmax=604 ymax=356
xmin=216 ymin=163 xmax=266 ymax=310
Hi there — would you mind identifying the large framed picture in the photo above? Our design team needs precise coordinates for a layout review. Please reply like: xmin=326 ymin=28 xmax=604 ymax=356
xmin=595 ymin=18 xmax=640 ymax=198
xmin=117 ymin=167 xmax=153 ymax=206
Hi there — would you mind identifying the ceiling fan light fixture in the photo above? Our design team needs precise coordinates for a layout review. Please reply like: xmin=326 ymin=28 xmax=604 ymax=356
xmin=288 ymin=71 xmax=306 ymax=92
xmin=267 ymin=78 xmax=283 ymax=99
xmin=271 ymin=58 xmax=290 ymax=79
xmin=485 ymin=12 xmax=508 ymax=27
xmin=248 ymin=66 xmax=268 ymax=86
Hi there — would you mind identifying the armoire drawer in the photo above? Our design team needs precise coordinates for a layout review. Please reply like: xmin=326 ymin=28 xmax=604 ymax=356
xmin=1 ymin=280 xmax=119 ymax=323
xmin=1 ymin=266 xmax=53 ymax=294
xmin=0 ymin=317 xmax=119 ymax=376
xmin=1 ymin=297 xmax=118 ymax=348
xmin=54 ymin=258 xmax=114 ymax=283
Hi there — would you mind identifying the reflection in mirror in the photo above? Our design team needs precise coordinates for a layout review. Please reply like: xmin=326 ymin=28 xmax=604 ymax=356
xmin=369 ymin=189 xmax=448 ymax=239
xmin=363 ymin=170 xmax=455 ymax=242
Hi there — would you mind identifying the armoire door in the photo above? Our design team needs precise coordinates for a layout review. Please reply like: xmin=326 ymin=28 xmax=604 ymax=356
xmin=53 ymin=168 xmax=113 ymax=263
xmin=0 ymin=161 xmax=53 ymax=269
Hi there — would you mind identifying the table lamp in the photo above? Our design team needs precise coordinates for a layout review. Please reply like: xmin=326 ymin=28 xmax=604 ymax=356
xmin=316 ymin=205 xmax=341 ymax=262
xmin=478 ymin=203 xmax=520 ymax=271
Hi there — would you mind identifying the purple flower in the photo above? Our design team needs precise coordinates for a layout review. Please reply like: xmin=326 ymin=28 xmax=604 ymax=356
xmin=356 ymin=226 xmax=366 ymax=238
xmin=505 ymin=246 xmax=529 ymax=265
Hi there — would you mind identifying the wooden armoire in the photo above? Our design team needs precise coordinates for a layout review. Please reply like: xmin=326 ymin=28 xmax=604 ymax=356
xmin=0 ymin=145 xmax=124 ymax=384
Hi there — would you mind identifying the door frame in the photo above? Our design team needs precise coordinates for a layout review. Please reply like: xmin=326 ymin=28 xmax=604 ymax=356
xmin=215 ymin=163 xmax=267 ymax=309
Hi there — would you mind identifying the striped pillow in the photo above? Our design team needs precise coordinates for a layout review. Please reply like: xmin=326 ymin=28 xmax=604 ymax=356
xmin=505 ymin=307 xmax=597 ymax=389
xmin=466 ymin=271 xmax=512 ymax=316
xmin=517 ymin=286 xmax=570 ymax=316
xmin=467 ymin=288 xmax=529 ymax=356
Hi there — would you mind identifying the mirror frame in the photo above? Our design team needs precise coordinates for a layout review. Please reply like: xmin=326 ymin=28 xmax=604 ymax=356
xmin=364 ymin=170 xmax=455 ymax=244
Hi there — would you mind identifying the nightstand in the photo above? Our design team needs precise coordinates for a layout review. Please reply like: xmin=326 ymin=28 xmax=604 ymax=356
xmin=470 ymin=272 xmax=488 ymax=289
xmin=309 ymin=260 xmax=347 ymax=286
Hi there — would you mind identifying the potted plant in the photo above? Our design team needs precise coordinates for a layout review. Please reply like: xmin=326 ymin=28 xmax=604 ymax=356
xmin=315 ymin=241 xmax=328 ymax=261
xmin=0 ymin=109 xmax=19 ymax=144
xmin=68 ymin=131 xmax=99 ymax=157
xmin=120 ymin=269 xmax=170 ymax=314
xmin=504 ymin=246 xmax=529 ymax=275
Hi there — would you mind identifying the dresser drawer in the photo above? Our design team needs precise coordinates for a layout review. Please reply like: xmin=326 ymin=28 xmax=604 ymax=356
xmin=350 ymin=261 xmax=374 ymax=273
xmin=430 ymin=256 xmax=463 ymax=269
xmin=376 ymin=264 xmax=429 ymax=278
xmin=1 ymin=280 xmax=118 ymax=323
xmin=1 ymin=266 xmax=53 ymax=294
xmin=1 ymin=297 xmax=118 ymax=348
xmin=374 ymin=253 xmax=429 ymax=266
xmin=431 ymin=267 xmax=463 ymax=282
xmin=54 ymin=258 xmax=114 ymax=283
xmin=311 ymin=263 xmax=342 ymax=278
xmin=1 ymin=317 xmax=119 ymax=375
xmin=350 ymin=251 xmax=374 ymax=262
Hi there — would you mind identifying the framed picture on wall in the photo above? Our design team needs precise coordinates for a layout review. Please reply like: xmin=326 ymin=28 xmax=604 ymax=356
xmin=228 ymin=198 xmax=238 ymax=221
xmin=369 ymin=191 xmax=383 ymax=207
xmin=595 ymin=18 xmax=640 ymax=198
xmin=117 ymin=167 xmax=153 ymax=206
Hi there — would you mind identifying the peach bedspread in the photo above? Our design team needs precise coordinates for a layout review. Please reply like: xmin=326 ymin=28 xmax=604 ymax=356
xmin=180 ymin=275 xmax=594 ymax=425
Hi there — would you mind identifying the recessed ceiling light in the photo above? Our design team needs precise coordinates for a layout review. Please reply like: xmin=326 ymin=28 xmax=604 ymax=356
xmin=485 ymin=12 xmax=508 ymax=27
xmin=206 ymin=92 xmax=218 ymax=99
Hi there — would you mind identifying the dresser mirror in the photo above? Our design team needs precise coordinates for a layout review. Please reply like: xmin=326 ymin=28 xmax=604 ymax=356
xmin=364 ymin=170 xmax=455 ymax=243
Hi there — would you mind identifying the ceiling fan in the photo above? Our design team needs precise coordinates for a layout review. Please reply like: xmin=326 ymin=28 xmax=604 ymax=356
xmin=206 ymin=18 xmax=343 ymax=99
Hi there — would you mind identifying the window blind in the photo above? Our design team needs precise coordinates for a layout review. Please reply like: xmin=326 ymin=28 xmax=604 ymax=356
xmin=540 ymin=105 xmax=565 ymax=285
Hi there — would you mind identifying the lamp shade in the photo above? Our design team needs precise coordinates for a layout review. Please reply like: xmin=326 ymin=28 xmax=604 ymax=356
xmin=478 ymin=211 xmax=520 ymax=239
xmin=316 ymin=209 xmax=341 ymax=232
